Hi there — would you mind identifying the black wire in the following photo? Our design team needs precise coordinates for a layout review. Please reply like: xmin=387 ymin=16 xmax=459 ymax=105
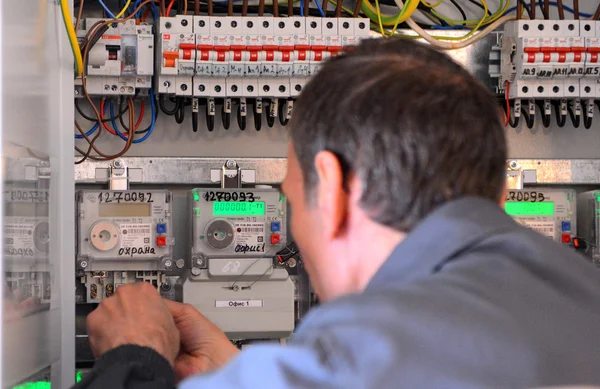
xmin=537 ymin=101 xmax=551 ymax=128
xmin=449 ymin=0 xmax=467 ymax=24
xmin=118 ymin=97 xmax=157 ymax=135
xmin=265 ymin=100 xmax=275 ymax=128
xmin=192 ymin=111 xmax=198 ymax=132
xmin=568 ymin=104 xmax=580 ymax=128
xmin=539 ymin=0 xmax=549 ymax=19
xmin=222 ymin=100 xmax=231 ymax=130
xmin=466 ymin=0 xmax=491 ymax=16
xmin=159 ymin=95 xmax=178 ymax=115
xmin=237 ymin=103 xmax=247 ymax=131
xmin=505 ymin=100 xmax=520 ymax=128
xmin=584 ymin=114 xmax=593 ymax=129
xmin=76 ymin=98 xmax=127 ymax=123
xmin=279 ymin=99 xmax=289 ymax=126
xmin=518 ymin=0 xmax=534 ymax=19
xmin=253 ymin=100 xmax=262 ymax=131
xmin=174 ymin=98 xmax=186 ymax=124
xmin=206 ymin=102 xmax=215 ymax=132
xmin=553 ymin=101 xmax=566 ymax=127
xmin=521 ymin=106 xmax=535 ymax=129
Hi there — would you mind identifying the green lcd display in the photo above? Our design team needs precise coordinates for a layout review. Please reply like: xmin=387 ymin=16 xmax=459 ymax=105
xmin=505 ymin=201 xmax=555 ymax=216
xmin=213 ymin=201 xmax=265 ymax=216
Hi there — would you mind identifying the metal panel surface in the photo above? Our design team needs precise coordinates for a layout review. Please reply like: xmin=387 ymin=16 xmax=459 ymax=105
xmin=77 ymin=158 xmax=600 ymax=185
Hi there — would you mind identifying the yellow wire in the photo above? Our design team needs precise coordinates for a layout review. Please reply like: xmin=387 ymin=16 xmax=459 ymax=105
xmin=59 ymin=0 xmax=84 ymax=76
xmin=115 ymin=0 xmax=132 ymax=18
xmin=374 ymin=0 xmax=387 ymax=37
xmin=421 ymin=0 xmax=442 ymax=8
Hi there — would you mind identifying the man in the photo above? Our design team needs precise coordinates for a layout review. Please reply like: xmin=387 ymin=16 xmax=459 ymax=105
xmin=75 ymin=39 xmax=600 ymax=389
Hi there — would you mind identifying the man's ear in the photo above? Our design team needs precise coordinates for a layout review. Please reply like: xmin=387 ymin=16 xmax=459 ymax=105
xmin=314 ymin=151 xmax=349 ymax=240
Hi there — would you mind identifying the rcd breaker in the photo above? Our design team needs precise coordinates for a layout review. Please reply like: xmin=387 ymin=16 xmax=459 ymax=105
xmin=185 ymin=188 xmax=294 ymax=339
xmin=75 ymin=190 xmax=174 ymax=303
xmin=504 ymin=189 xmax=576 ymax=245
xmin=577 ymin=191 xmax=600 ymax=264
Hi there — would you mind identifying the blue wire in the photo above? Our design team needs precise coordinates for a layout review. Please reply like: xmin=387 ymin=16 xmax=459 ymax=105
xmin=504 ymin=1 xmax=592 ymax=18
xmin=109 ymin=89 xmax=156 ymax=144
xmin=300 ymin=0 xmax=304 ymax=16
xmin=314 ymin=0 xmax=326 ymax=17
xmin=98 ymin=0 xmax=117 ymax=18
xmin=74 ymin=100 xmax=110 ymax=139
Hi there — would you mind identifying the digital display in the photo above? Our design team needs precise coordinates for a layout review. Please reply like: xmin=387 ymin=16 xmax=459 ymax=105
xmin=213 ymin=201 xmax=265 ymax=216
xmin=99 ymin=203 xmax=152 ymax=217
xmin=505 ymin=201 xmax=555 ymax=216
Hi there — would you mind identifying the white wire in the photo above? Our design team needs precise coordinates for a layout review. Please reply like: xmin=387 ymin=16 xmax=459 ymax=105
xmin=394 ymin=0 xmax=516 ymax=50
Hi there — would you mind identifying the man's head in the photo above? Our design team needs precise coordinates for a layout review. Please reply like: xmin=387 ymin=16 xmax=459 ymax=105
xmin=281 ymin=38 xmax=507 ymax=301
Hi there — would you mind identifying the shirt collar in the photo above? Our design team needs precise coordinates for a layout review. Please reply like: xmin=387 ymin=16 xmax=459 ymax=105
xmin=366 ymin=197 xmax=516 ymax=290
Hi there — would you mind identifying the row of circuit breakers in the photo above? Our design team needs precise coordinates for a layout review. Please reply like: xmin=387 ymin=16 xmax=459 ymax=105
xmin=5 ymin=187 xmax=600 ymax=339
xmin=495 ymin=20 xmax=600 ymax=99
xmin=76 ymin=16 xmax=370 ymax=98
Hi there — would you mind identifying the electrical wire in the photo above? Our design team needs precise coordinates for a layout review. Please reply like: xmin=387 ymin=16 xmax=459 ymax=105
xmin=334 ymin=0 xmax=342 ymax=16
xmin=421 ymin=0 xmax=443 ymax=8
xmin=504 ymin=81 xmax=511 ymax=127
xmin=195 ymin=0 xmax=200 ymax=14
xmin=116 ymin=0 xmax=132 ymax=17
xmin=166 ymin=0 xmax=176 ymax=15
xmin=467 ymin=0 xmax=491 ymax=16
xmin=159 ymin=95 xmax=178 ymax=115
xmin=353 ymin=0 xmax=364 ymax=16
xmin=593 ymin=1 xmax=600 ymax=20
xmin=242 ymin=0 xmax=249 ymax=14
xmin=543 ymin=0 xmax=550 ymax=19
xmin=573 ymin=0 xmax=579 ymax=19
xmin=321 ymin=0 xmax=328 ymax=16
xmin=314 ymin=0 xmax=326 ymax=16
xmin=530 ymin=0 xmax=535 ymax=19
xmin=111 ymin=90 xmax=157 ymax=143
xmin=553 ymin=100 xmax=566 ymax=127
xmin=449 ymin=0 xmax=467 ymax=24
xmin=300 ymin=0 xmax=304 ymax=15
xmin=259 ymin=0 xmax=265 ymax=15
xmin=74 ymin=102 xmax=109 ymax=139
xmin=430 ymin=0 xmax=505 ymax=28
xmin=75 ymin=0 xmax=85 ymax=32
xmin=115 ymin=99 xmax=147 ymax=134
xmin=289 ymin=0 xmax=294 ymax=15
xmin=97 ymin=0 xmax=117 ymax=18
xmin=75 ymin=98 xmax=127 ymax=123
xmin=375 ymin=0 xmax=386 ymax=36
xmin=504 ymin=1 xmax=589 ymax=18
xmin=395 ymin=0 xmax=514 ymax=50
xmin=228 ymin=0 xmax=234 ymax=15
xmin=59 ymin=0 xmax=84 ymax=76
xmin=273 ymin=0 xmax=279 ymax=16
xmin=76 ymin=1 xmax=157 ymax=162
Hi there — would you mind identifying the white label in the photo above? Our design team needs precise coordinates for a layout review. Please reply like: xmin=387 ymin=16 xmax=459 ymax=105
xmin=216 ymin=300 xmax=263 ymax=308
xmin=234 ymin=222 xmax=265 ymax=253
xmin=521 ymin=221 xmax=555 ymax=240
xmin=4 ymin=221 xmax=36 ymax=257
xmin=119 ymin=223 xmax=152 ymax=248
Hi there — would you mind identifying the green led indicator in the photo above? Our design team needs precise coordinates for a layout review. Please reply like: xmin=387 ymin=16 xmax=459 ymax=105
xmin=596 ymin=196 xmax=600 ymax=202
xmin=505 ymin=201 xmax=555 ymax=216
xmin=12 ymin=383 xmax=50 ymax=389
xmin=213 ymin=201 xmax=265 ymax=216
xmin=194 ymin=207 xmax=201 ymax=216
xmin=76 ymin=371 xmax=83 ymax=383
xmin=193 ymin=191 xmax=200 ymax=202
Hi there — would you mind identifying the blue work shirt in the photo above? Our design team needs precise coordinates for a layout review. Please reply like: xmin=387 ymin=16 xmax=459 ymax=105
xmin=180 ymin=197 xmax=600 ymax=388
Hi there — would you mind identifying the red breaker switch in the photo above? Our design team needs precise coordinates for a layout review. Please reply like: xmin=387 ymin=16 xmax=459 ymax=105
xmin=561 ymin=233 xmax=571 ymax=244
xmin=271 ymin=234 xmax=281 ymax=245
xmin=157 ymin=236 xmax=167 ymax=247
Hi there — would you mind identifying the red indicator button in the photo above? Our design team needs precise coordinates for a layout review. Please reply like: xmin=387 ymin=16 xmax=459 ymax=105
xmin=271 ymin=234 xmax=280 ymax=245
xmin=562 ymin=233 xmax=571 ymax=244
xmin=157 ymin=236 xmax=167 ymax=247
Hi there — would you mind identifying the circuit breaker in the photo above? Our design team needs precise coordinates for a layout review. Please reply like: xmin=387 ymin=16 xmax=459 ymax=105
xmin=184 ymin=188 xmax=294 ymax=339
xmin=504 ymin=189 xmax=576 ymax=245
xmin=155 ymin=16 xmax=369 ymax=98
xmin=75 ymin=18 xmax=154 ymax=97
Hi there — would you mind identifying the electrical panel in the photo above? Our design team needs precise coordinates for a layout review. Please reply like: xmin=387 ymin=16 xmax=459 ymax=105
xmin=504 ymin=189 xmax=576 ymax=245
xmin=75 ymin=190 xmax=174 ymax=303
xmin=184 ymin=188 xmax=295 ymax=339
xmin=75 ymin=18 xmax=155 ymax=97
xmin=155 ymin=15 xmax=370 ymax=98
xmin=577 ymin=191 xmax=600 ymax=265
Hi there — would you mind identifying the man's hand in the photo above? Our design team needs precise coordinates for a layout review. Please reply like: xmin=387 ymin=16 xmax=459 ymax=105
xmin=164 ymin=300 xmax=239 ymax=382
xmin=87 ymin=282 xmax=180 ymax=365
